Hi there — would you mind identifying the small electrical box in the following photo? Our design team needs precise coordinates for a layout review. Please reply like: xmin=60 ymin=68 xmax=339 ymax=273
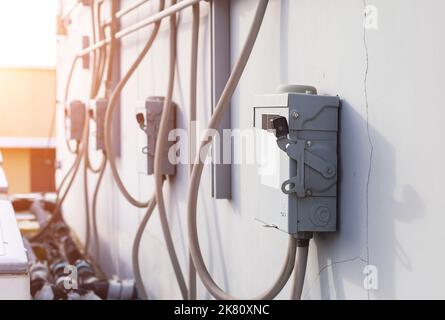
xmin=93 ymin=98 xmax=108 ymax=151
xmin=82 ymin=36 xmax=90 ymax=69
xmin=144 ymin=97 xmax=176 ymax=176
xmin=69 ymin=100 xmax=86 ymax=142
xmin=56 ymin=15 xmax=67 ymax=36
xmin=254 ymin=85 xmax=340 ymax=236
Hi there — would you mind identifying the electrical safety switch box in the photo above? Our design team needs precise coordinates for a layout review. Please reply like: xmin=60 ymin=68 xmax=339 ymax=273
xmin=253 ymin=87 xmax=340 ymax=235
xmin=144 ymin=97 xmax=176 ymax=176
xmin=93 ymin=98 xmax=108 ymax=151
xmin=69 ymin=100 xmax=86 ymax=142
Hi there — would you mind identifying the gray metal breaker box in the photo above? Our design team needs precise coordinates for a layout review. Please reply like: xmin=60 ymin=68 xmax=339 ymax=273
xmin=254 ymin=91 xmax=340 ymax=235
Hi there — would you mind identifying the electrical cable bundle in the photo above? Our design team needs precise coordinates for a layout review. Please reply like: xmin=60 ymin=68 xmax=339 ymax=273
xmin=48 ymin=0 xmax=310 ymax=301
xmin=17 ymin=198 xmax=137 ymax=300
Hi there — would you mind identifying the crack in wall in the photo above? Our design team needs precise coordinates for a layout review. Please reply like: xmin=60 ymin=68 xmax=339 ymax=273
xmin=303 ymin=2 xmax=375 ymax=300
xmin=303 ymin=256 xmax=368 ymax=299
xmin=363 ymin=0 xmax=374 ymax=301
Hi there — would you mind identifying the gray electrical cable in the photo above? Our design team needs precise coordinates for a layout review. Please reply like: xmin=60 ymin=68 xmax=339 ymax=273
xmin=105 ymin=0 xmax=118 ymax=98
xmin=55 ymin=143 xmax=79 ymax=204
xmin=153 ymin=0 xmax=188 ymax=300
xmin=31 ymin=120 xmax=88 ymax=242
xmin=33 ymin=1 xmax=103 ymax=243
xmin=186 ymin=0 xmax=298 ymax=300
xmin=84 ymin=1 xmax=109 ymax=256
xmin=93 ymin=0 xmax=104 ymax=96
xmin=104 ymin=0 xmax=165 ymax=209
xmin=188 ymin=2 xmax=200 ymax=301
xmin=91 ymin=154 xmax=107 ymax=259
xmin=78 ymin=0 xmax=202 ymax=57
xmin=103 ymin=0 xmax=192 ymax=299
xmin=290 ymin=245 xmax=309 ymax=300
xmin=111 ymin=0 xmax=150 ymax=23
xmin=54 ymin=3 xmax=101 ymax=249
xmin=83 ymin=120 xmax=92 ymax=255
xmin=85 ymin=1 xmax=108 ymax=174
xmin=85 ymin=125 xmax=104 ymax=174
xmin=54 ymin=129 xmax=85 ymax=216
xmin=132 ymin=193 xmax=157 ymax=300
xmin=90 ymin=0 xmax=118 ymax=261
xmin=89 ymin=3 xmax=98 ymax=99
xmin=63 ymin=56 xmax=81 ymax=154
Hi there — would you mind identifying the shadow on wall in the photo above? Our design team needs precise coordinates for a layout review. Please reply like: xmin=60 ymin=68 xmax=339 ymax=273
xmin=305 ymin=98 xmax=425 ymax=299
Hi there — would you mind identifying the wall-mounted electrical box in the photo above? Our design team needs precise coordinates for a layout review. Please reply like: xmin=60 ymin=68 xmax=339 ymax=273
xmin=0 ymin=200 xmax=30 ymax=299
xmin=56 ymin=15 xmax=67 ymax=36
xmin=92 ymin=98 xmax=108 ymax=151
xmin=69 ymin=100 xmax=86 ymax=142
xmin=210 ymin=0 xmax=231 ymax=199
xmin=253 ymin=86 xmax=340 ymax=235
xmin=82 ymin=36 xmax=90 ymax=69
xmin=142 ymin=97 xmax=177 ymax=176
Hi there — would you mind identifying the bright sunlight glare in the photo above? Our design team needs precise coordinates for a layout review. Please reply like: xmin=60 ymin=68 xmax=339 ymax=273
xmin=0 ymin=0 xmax=57 ymax=68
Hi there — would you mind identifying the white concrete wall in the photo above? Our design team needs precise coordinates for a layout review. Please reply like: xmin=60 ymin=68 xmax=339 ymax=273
xmin=57 ymin=0 xmax=445 ymax=299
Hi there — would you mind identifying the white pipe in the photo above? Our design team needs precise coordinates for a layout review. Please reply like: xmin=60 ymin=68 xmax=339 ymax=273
xmin=117 ymin=0 xmax=149 ymax=18
xmin=62 ymin=1 xmax=81 ymax=21
xmin=78 ymin=0 xmax=203 ymax=57
xmin=104 ymin=0 xmax=151 ymax=25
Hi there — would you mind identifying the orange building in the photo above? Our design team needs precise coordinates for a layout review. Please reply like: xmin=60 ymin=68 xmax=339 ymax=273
xmin=0 ymin=67 xmax=56 ymax=194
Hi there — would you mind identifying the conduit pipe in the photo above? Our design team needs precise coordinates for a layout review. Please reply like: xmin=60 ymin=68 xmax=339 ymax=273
xmin=153 ymin=0 xmax=189 ymax=299
xmin=61 ymin=1 xmax=81 ymax=22
xmin=104 ymin=0 xmax=190 ymax=299
xmin=77 ymin=0 xmax=202 ymax=58
xmin=104 ymin=0 xmax=165 ymax=208
xmin=187 ymin=2 xmax=200 ymax=301
xmin=83 ymin=1 xmax=98 ymax=256
xmin=132 ymin=193 xmax=158 ymax=300
xmin=32 ymin=0 xmax=105 ymax=243
xmin=186 ymin=0 xmax=301 ymax=300
xmin=63 ymin=56 xmax=81 ymax=154
xmin=31 ymin=120 xmax=88 ymax=242
xmin=91 ymin=0 xmax=119 ymax=260
xmin=103 ymin=0 xmax=191 ymax=299
xmin=104 ymin=0 xmax=151 ymax=26
xmin=290 ymin=244 xmax=309 ymax=300
xmin=84 ymin=0 xmax=111 ymax=255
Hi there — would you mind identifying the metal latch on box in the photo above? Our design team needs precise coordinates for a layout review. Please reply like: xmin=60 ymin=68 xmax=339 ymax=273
xmin=272 ymin=114 xmax=336 ymax=198
xmin=135 ymin=96 xmax=176 ymax=176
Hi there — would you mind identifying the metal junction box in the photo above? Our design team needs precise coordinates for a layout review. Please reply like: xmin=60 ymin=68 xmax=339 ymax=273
xmin=144 ymin=97 xmax=176 ymax=176
xmin=69 ymin=100 xmax=86 ymax=142
xmin=254 ymin=87 xmax=340 ymax=235
xmin=93 ymin=98 xmax=108 ymax=151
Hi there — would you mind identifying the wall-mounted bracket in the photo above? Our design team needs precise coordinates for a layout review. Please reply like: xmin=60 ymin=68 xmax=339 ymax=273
xmin=210 ymin=0 xmax=231 ymax=199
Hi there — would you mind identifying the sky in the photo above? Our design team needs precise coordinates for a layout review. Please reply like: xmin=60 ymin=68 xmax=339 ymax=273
xmin=0 ymin=0 xmax=57 ymax=68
